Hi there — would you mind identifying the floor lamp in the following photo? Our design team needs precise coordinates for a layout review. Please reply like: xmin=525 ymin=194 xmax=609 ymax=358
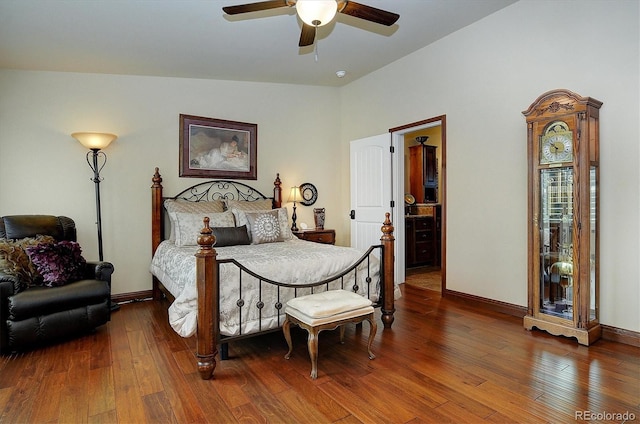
xmin=72 ymin=132 xmax=119 ymax=311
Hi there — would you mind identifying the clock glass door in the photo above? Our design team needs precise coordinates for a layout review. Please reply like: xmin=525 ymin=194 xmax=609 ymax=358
xmin=539 ymin=167 xmax=574 ymax=319
xmin=589 ymin=166 xmax=597 ymax=321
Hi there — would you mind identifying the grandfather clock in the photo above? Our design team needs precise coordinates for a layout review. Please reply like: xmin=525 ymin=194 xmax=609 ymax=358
xmin=522 ymin=89 xmax=602 ymax=345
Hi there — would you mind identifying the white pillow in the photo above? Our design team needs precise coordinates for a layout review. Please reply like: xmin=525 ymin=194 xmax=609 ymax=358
xmin=164 ymin=199 xmax=225 ymax=214
xmin=164 ymin=199 xmax=225 ymax=241
xmin=173 ymin=210 xmax=235 ymax=247
xmin=224 ymin=198 xmax=273 ymax=212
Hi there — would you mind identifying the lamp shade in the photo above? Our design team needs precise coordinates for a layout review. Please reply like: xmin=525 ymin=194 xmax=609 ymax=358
xmin=288 ymin=186 xmax=303 ymax=203
xmin=296 ymin=0 xmax=337 ymax=27
xmin=72 ymin=132 xmax=117 ymax=150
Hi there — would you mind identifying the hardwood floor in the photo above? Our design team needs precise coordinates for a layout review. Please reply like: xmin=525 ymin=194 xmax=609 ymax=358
xmin=1 ymin=284 xmax=638 ymax=423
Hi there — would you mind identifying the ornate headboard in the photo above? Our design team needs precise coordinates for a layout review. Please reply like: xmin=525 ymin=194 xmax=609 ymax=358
xmin=151 ymin=167 xmax=282 ymax=254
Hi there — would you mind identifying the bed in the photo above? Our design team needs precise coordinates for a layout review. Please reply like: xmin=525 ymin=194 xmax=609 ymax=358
xmin=150 ymin=167 xmax=397 ymax=379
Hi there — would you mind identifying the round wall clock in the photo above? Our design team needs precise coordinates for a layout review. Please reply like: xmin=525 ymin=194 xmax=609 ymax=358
xmin=299 ymin=183 xmax=318 ymax=206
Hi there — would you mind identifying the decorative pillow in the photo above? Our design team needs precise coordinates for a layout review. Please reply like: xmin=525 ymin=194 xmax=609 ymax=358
xmin=164 ymin=198 xmax=225 ymax=214
xmin=224 ymin=199 xmax=273 ymax=212
xmin=232 ymin=207 xmax=293 ymax=241
xmin=26 ymin=240 xmax=86 ymax=287
xmin=165 ymin=199 xmax=225 ymax=241
xmin=211 ymin=225 xmax=251 ymax=247
xmin=276 ymin=208 xmax=294 ymax=240
xmin=173 ymin=210 xmax=235 ymax=247
xmin=0 ymin=235 xmax=56 ymax=290
xmin=245 ymin=210 xmax=284 ymax=244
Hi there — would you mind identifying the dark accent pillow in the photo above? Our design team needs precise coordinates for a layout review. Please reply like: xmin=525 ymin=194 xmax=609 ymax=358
xmin=212 ymin=225 xmax=251 ymax=247
xmin=26 ymin=240 xmax=87 ymax=287
xmin=0 ymin=235 xmax=56 ymax=291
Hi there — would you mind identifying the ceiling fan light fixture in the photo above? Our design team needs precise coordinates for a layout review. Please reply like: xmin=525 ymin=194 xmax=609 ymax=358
xmin=296 ymin=0 xmax=337 ymax=27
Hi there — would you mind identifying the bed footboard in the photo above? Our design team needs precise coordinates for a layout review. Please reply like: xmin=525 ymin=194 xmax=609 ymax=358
xmin=194 ymin=213 xmax=395 ymax=380
xmin=380 ymin=213 xmax=396 ymax=328
xmin=195 ymin=218 xmax=218 ymax=380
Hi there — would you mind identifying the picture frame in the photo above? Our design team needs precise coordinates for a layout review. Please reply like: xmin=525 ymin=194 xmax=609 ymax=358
xmin=179 ymin=114 xmax=257 ymax=179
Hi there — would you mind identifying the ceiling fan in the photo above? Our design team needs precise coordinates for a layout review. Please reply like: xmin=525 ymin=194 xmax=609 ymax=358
xmin=222 ymin=0 xmax=400 ymax=47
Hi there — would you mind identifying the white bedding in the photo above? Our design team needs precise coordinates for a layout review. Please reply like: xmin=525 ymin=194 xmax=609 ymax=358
xmin=150 ymin=238 xmax=400 ymax=337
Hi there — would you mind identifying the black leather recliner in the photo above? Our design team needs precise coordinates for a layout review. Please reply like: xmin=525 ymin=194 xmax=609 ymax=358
xmin=0 ymin=215 xmax=113 ymax=353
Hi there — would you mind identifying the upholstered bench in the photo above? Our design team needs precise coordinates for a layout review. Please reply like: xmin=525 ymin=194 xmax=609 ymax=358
xmin=283 ymin=289 xmax=377 ymax=379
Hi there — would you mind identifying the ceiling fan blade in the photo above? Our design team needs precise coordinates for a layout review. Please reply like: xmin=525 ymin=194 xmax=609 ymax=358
xmin=222 ymin=0 xmax=291 ymax=15
xmin=299 ymin=23 xmax=316 ymax=47
xmin=338 ymin=1 xmax=399 ymax=26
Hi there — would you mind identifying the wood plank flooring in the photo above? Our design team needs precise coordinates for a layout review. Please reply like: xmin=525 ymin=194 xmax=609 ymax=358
xmin=1 ymin=284 xmax=638 ymax=423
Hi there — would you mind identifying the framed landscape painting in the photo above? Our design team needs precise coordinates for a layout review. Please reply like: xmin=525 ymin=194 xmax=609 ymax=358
xmin=179 ymin=114 xmax=257 ymax=179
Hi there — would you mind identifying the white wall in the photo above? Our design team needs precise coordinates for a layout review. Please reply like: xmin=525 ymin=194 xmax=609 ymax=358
xmin=340 ymin=0 xmax=640 ymax=332
xmin=0 ymin=71 xmax=342 ymax=297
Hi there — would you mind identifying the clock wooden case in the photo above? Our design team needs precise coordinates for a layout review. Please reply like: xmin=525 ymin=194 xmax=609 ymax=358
xmin=522 ymin=89 xmax=602 ymax=345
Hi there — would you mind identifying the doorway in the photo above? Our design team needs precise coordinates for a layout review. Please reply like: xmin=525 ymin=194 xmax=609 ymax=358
xmin=390 ymin=116 xmax=446 ymax=294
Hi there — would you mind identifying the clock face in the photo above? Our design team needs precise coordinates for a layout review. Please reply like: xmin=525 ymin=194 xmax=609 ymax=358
xmin=540 ymin=121 xmax=573 ymax=164
xmin=541 ymin=134 xmax=572 ymax=163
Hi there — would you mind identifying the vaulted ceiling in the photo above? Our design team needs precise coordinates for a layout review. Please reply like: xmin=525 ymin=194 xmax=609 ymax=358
xmin=0 ymin=0 xmax=517 ymax=86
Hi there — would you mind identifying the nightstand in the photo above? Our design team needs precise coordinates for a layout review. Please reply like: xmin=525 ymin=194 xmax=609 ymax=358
xmin=292 ymin=229 xmax=336 ymax=245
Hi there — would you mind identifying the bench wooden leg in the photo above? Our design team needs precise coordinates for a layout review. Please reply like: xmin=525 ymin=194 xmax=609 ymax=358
xmin=365 ymin=313 xmax=377 ymax=359
xmin=283 ymin=317 xmax=293 ymax=360
xmin=307 ymin=327 xmax=320 ymax=379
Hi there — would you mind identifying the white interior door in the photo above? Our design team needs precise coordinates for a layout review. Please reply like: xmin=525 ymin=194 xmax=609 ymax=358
xmin=349 ymin=133 xmax=392 ymax=253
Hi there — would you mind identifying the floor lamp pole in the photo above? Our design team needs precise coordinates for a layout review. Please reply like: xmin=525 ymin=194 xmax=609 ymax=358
xmin=88 ymin=149 xmax=118 ymax=311
xmin=88 ymin=149 xmax=106 ymax=261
